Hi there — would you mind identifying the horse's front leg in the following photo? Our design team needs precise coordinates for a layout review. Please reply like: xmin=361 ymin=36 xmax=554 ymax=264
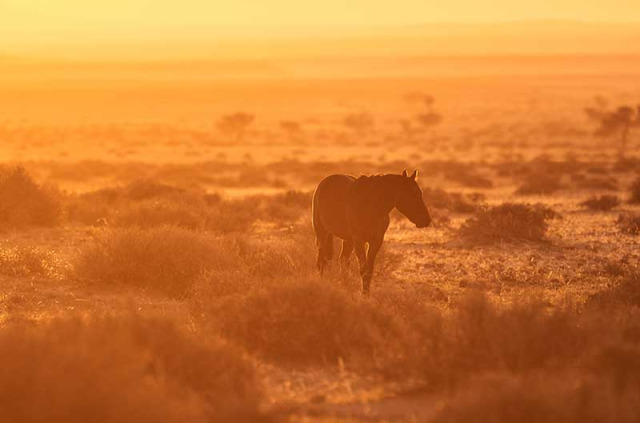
xmin=361 ymin=237 xmax=383 ymax=295
xmin=339 ymin=239 xmax=354 ymax=279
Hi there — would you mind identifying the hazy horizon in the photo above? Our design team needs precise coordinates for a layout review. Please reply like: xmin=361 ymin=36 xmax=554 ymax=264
xmin=2 ymin=19 xmax=640 ymax=61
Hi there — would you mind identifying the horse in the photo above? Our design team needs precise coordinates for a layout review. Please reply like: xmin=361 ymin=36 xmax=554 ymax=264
xmin=312 ymin=169 xmax=431 ymax=294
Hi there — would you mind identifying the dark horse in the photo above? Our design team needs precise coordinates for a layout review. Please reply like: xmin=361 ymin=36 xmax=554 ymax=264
xmin=312 ymin=170 xmax=431 ymax=293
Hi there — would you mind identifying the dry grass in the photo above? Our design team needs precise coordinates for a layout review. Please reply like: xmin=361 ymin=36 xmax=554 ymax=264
xmin=0 ymin=245 xmax=61 ymax=278
xmin=0 ymin=315 xmax=263 ymax=423
xmin=459 ymin=203 xmax=551 ymax=244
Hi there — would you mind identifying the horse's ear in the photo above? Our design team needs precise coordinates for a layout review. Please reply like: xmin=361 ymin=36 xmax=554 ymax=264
xmin=402 ymin=169 xmax=408 ymax=177
xmin=409 ymin=169 xmax=418 ymax=180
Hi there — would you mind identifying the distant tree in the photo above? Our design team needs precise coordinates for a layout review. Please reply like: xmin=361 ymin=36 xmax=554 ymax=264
xmin=585 ymin=102 xmax=640 ymax=158
xmin=216 ymin=112 xmax=255 ymax=143
xmin=415 ymin=111 xmax=443 ymax=128
xmin=280 ymin=120 xmax=304 ymax=143
xmin=343 ymin=112 xmax=374 ymax=135
xmin=412 ymin=94 xmax=443 ymax=130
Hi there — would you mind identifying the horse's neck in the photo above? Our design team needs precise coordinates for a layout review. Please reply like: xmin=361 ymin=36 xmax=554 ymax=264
xmin=369 ymin=175 xmax=401 ymax=214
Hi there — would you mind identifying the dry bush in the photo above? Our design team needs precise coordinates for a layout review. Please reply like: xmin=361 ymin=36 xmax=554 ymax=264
xmin=190 ymin=230 xmax=316 ymax=299
xmin=73 ymin=227 xmax=225 ymax=297
xmin=0 ymin=245 xmax=60 ymax=277
xmin=0 ymin=166 xmax=62 ymax=228
xmin=630 ymin=176 xmax=640 ymax=203
xmin=423 ymin=187 xmax=485 ymax=213
xmin=74 ymin=227 xmax=315 ymax=297
xmin=617 ymin=213 xmax=640 ymax=235
xmin=0 ymin=315 xmax=262 ymax=423
xmin=580 ymin=194 xmax=620 ymax=211
xmin=515 ymin=173 xmax=562 ymax=195
xmin=459 ymin=203 xmax=551 ymax=244
xmin=198 ymin=279 xmax=406 ymax=366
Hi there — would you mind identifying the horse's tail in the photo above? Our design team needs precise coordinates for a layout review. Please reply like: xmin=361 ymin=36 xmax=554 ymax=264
xmin=312 ymin=191 xmax=333 ymax=273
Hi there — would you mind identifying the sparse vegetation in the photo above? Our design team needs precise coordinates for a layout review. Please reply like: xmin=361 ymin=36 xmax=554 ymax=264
xmin=580 ymin=194 xmax=620 ymax=211
xmin=459 ymin=203 xmax=551 ymax=243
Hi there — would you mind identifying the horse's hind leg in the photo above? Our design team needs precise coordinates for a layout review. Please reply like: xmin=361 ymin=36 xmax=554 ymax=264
xmin=339 ymin=239 xmax=354 ymax=277
xmin=361 ymin=237 xmax=383 ymax=295
xmin=314 ymin=222 xmax=333 ymax=274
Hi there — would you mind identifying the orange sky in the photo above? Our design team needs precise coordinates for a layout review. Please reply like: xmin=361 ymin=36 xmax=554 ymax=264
xmin=1 ymin=1 xmax=639 ymax=59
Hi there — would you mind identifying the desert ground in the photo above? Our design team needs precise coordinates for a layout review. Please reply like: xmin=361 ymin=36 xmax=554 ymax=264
xmin=1 ymin=57 xmax=640 ymax=422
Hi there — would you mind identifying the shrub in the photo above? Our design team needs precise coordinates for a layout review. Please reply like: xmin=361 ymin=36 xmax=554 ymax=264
xmin=630 ymin=176 xmax=640 ymax=203
xmin=0 ymin=316 xmax=262 ymax=423
xmin=74 ymin=227 xmax=316 ymax=298
xmin=73 ymin=227 xmax=226 ymax=297
xmin=0 ymin=166 xmax=62 ymax=228
xmin=459 ymin=203 xmax=551 ymax=244
xmin=199 ymin=279 xmax=405 ymax=366
xmin=515 ymin=173 xmax=562 ymax=195
xmin=580 ymin=195 xmax=620 ymax=211
xmin=618 ymin=213 xmax=640 ymax=235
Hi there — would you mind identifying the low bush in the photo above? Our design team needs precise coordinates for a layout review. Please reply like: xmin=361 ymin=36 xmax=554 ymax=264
xmin=630 ymin=176 xmax=640 ymax=203
xmin=618 ymin=213 xmax=640 ymax=235
xmin=515 ymin=173 xmax=562 ymax=196
xmin=0 ymin=315 xmax=262 ymax=423
xmin=0 ymin=166 xmax=62 ymax=228
xmin=74 ymin=227 xmax=315 ymax=297
xmin=459 ymin=203 xmax=551 ymax=244
xmin=198 ymin=279 xmax=406 ymax=366
xmin=580 ymin=195 xmax=620 ymax=211
xmin=73 ymin=227 xmax=225 ymax=297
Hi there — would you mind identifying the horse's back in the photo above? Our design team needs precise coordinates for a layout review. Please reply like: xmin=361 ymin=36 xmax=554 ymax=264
xmin=312 ymin=174 xmax=355 ymax=240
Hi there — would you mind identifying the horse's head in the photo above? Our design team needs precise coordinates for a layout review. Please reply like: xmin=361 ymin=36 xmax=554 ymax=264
xmin=396 ymin=169 xmax=431 ymax=228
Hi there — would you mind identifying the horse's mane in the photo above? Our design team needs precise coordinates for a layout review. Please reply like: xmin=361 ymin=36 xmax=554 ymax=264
xmin=349 ymin=174 xmax=405 ymax=212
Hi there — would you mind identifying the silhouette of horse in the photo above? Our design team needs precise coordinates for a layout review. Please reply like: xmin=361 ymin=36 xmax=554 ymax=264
xmin=312 ymin=169 xmax=431 ymax=293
